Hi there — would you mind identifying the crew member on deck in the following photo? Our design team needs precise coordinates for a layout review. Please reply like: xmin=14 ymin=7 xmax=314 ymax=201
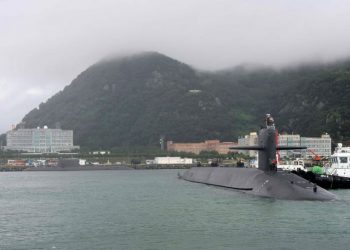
xmin=265 ymin=114 xmax=275 ymax=127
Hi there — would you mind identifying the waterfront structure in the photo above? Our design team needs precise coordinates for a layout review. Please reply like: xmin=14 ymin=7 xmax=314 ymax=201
xmin=238 ymin=132 xmax=332 ymax=158
xmin=90 ymin=151 xmax=111 ymax=155
xmin=7 ymin=159 xmax=26 ymax=166
xmin=147 ymin=157 xmax=194 ymax=165
xmin=166 ymin=140 xmax=237 ymax=155
xmin=4 ymin=127 xmax=80 ymax=153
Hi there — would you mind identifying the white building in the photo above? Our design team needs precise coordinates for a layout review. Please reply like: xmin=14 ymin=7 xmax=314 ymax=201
xmin=4 ymin=127 xmax=80 ymax=153
xmin=153 ymin=157 xmax=193 ymax=165
xmin=238 ymin=132 xmax=332 ymax=159
xmin=300 ymin=133 xmax=332 ymax=158
xmin=278 ymin=134 xmax=302 ymax=158
xmin=237 ymin=132 xmax=258 ymax=157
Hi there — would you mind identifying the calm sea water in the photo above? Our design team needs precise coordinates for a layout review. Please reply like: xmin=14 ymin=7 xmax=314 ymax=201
xmin=0 ymin=170 xmax=349 ymax=250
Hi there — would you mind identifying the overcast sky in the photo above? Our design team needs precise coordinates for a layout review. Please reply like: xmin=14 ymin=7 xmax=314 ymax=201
xmin=1 ymin=0 xmax=350 ymax=133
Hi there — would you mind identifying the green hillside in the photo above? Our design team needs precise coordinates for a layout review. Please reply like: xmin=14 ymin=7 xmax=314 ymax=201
xmin=21 ymin=52 xmax=350 ymax=149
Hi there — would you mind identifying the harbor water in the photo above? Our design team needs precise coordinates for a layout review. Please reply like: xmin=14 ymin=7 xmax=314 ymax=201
xmin=0 ymin=170 xmax=349 ymax=250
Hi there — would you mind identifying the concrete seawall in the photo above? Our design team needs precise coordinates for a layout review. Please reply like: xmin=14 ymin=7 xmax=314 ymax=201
xmin=23 ymin=165 xmax=133 ymax=171
xmin=2 ymin=164 xmax=196 ymax=171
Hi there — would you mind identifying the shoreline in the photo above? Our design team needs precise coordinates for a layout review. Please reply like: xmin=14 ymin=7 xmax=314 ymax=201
xmin=0 ymin=164 xmax=195 ymax=172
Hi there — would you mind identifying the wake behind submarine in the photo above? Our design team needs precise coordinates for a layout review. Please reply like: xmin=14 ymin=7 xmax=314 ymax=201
xmin=180 ymin=114 xmax=336 ymax=201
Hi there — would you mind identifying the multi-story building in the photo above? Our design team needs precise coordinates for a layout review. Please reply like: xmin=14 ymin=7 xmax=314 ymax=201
xmin=300 ymin=133 xmax=332 ymax=158
xmin=237 ymin=132 xmax=332 ymax=159
xmin=237 ymin=132 xmax=258 ymax=157
xmin=278 ymin=134 xmax=302 ymax=158
xmin=166 ymin=140 xmax=237 ymax=155
xmin=5 ymin=127 xmax=80 ymax=153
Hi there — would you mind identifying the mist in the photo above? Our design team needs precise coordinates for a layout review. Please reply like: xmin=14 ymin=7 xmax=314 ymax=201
xmin=1 ymin=0 xmax=350 ymax=133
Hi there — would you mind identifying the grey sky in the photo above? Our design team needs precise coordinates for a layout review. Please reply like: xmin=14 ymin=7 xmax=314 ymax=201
xmin=1 ymin=0 xmax=350 ymax=133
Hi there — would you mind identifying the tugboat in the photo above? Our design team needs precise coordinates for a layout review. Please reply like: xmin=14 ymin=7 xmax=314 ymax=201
xmin=292 ymin=143 xmax=350 ymax=189
xmin=326 ymin=143 xmax=350 ymax=177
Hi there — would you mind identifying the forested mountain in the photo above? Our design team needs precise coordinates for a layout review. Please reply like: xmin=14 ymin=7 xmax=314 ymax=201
xmin=21 ymin=52 xmax=350 ymax=149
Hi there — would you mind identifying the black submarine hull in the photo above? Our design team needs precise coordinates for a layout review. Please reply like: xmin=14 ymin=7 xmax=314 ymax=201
xmin=181 ymin=167 xmax=336 ymax=201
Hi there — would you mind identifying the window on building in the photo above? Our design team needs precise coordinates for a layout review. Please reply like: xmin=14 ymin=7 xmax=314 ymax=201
xmin=339 ymin=157 xmax=348 ymax=163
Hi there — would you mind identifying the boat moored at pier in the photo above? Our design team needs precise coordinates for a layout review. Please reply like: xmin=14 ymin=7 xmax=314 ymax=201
xmin=326 ymin=143 xmax=350 ymax=178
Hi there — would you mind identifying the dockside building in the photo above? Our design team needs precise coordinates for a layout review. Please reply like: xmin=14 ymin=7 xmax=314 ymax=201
xmin=238 ymin=132 xmax=332 ymax=158
xmin=237 ymin=132 xmax=258 ymax=157
xmin=167 ymin=140 xmax=237 ymax=155
xmin=4 ymin=127 xmax=80 ymax=153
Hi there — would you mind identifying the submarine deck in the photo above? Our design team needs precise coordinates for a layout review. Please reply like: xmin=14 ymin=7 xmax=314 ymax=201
xmin=181 ymin=167 xmax=336 ymax=200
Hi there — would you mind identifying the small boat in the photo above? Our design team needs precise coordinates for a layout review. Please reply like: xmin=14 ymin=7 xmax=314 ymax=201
xmin=289 ymin=143 xmax=350 ymax=189
xmin=326 ymin=143 xmax=350 ymax=177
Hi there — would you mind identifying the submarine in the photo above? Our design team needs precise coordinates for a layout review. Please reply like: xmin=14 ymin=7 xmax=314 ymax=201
xmin=180 ymin=114 xmax=336 ymax=201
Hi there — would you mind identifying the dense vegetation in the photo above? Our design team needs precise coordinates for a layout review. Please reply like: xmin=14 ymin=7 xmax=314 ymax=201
xmin=21 ymin=52 xmax=350 ymax=149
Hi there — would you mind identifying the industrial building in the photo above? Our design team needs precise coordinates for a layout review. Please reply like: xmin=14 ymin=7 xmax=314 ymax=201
xmin=166 ymin=140 xmax=237 ymax=155
xmin=238 ymin=132 xmax=332 ymax=158
xmin=4 ymin=127 xmax=80 ymax=153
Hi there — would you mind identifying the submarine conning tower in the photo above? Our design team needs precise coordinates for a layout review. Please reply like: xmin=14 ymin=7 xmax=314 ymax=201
xmin=258 ymin=114 xmax=277 ymax=171
xmin=230 ymin=114 xmax=306 ymax=172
